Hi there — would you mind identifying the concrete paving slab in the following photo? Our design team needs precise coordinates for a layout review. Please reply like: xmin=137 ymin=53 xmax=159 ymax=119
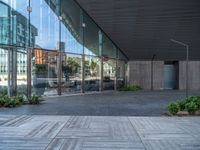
xmin=0 ymin=115 xmax=199 ymax=150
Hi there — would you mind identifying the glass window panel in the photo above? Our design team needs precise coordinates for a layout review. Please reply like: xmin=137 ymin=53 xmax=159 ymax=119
xmin=102 ymin=34 xmax=117 ymax=59
xmin=32 ymin=49 xmax=58 ymax=96
xmin=117 ymin=60 xmax=125 ymax=89
xmin=61 ymin=53 xmax=82 ymax=94
xmin=60 ymin=0 xmax=83 ymax=54
xmin=118 ymin=49 xmax=128 ymax=61
xmin=30 ymin=0 xmax=59 ymax=50
xmin=0 ymin=0 xmax=29 ymax=46
xmin=103 ymin=58 xmax=116 ymax=90
xmin=0 ymin=48 xmax=8 ymax=94
xmin=17 ymin=48 xmax=27 ymax=95
xmin=84 ymin=56 xmax=100 ymax=92
xmin=83 ymin=14 xmax=99 ymax=56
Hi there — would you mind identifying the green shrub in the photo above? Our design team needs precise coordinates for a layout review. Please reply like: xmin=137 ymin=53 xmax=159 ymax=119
xmin=0 ymin=94 xmax=26 ymax=108
xmin=185 ymin=96 xmax=195 ymax=104
xmin=185 ymin=101 xmax=198 ymax=115
xmin=15 ymin=95 xmax=25 ymax=105
xmin=3 ymin=96 xmax=17 ymax=108
xmin=191 ymin=96 xmax=200 ymax=109
xmin=0 ymin=88 xmax=7 ymax=96
xmin=177 ymin=100 xmax=186 ymax=111
xmin=168 ymin=103 xmax=179 ymax=115
xmin=0 ymin=95 xmax=6 ymax=107
xmin=0 ymin=93 xmax=41 ymax=107
xmin=119 ymin=85 xmax=143 ymax=91
xmin=28 ymin=95 xmax=41 ymax=104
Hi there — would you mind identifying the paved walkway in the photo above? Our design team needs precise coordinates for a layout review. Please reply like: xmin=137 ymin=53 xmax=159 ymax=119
xmin=0 ymin=90 xmax=199 ymax=116
xmin=0 ymin=115 xmax=199 ymax=150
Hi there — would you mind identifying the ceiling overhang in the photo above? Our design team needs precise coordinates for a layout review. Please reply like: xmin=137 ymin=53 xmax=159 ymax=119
xmin=76 ymin=0 xmax=200 ymax=60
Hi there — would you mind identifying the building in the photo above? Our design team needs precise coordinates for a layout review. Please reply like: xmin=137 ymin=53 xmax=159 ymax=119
xmin=0 ymin=1 xmax=37 ymax=86
xmin=76 ymin=0 xmax=200 ymax=91
xmin=0 ymin=0 xmax=199 ymax=96
xmin=0 ymin=0 xmax=127 ymax=96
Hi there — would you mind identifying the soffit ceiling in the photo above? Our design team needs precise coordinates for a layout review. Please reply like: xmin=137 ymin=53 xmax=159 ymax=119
xmin=76 ymin=0 xmax=200 ymax=60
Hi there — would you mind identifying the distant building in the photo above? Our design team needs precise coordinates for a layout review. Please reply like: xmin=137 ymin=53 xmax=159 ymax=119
xmin=0 ymin=1 xmax=37 ymax=74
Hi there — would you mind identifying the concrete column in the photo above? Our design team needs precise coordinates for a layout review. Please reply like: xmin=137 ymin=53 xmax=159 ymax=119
xmin=179 ymin=61 xmax=200 ymax=90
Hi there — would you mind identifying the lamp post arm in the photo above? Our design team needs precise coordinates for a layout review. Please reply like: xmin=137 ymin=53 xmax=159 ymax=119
xmin=170 ymin=39 xmax=188 ymax=47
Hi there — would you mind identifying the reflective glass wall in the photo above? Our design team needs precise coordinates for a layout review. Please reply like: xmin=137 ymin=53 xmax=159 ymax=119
xmin=0 ymin=0 xmax=128 ymax=96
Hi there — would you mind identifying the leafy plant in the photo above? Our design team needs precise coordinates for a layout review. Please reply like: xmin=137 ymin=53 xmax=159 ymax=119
xmin=119 ymin=85 xmax=143 ymax=91
xmin=3 ymin=96 xmax=16 ymax=108
xmin=185 ymin=101 xmax=198 ymax=115
xmin=33 ymin=64 xmax=48 ymax=75
xmin=0 ymin=88 xmax=7 ymax=96
xmin=28 ymin=95 xmax=41 ymax=104
xmin=177 ymin=100 xmax=186 ymax=111
xmin=168 ymin=103 xmax=179 ymax=115
xmin=191 ymin=96 xmax=200 ymax=109
xmin=0 ymin=95 xmax=6 ymax=107
xmin=15 ymin=95 xmax=25 ymax=105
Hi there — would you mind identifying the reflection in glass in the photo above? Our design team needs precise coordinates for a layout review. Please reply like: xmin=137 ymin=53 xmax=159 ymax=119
xmin=117 ymin=60 xmax=125 ymax=89
xmin=84 ymin=56 xmax=100 ymax=92
xmin=61 ymin=0 xmax=83 ymax=54
xmin=0 ymin=48 xmax=8 ymax=94
xmin=17 ymin=48 xmax=27 ymax=95
xmin=103 ymin=58 xmax=116 ymax=90
xmin=0 ymin=0 xmax=36 ymax=47
xmin=61 ymin=53 xmax=82 ymax=94
xmin=83 ymin=13 xmax=99 ymax=56
xmin=32 ymin=49 xmax=58 ymax=96
xmin=0 ymin=0 xmax=128 ymax=96
xmin=31 ymin=0 xmax=59 ymax=50
xmin=103 ymin=34 xmax=117 ymax=59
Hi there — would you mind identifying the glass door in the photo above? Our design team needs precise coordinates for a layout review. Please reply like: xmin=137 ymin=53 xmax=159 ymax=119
xmin=103 ymin=58 xmax=116 ymax=90
xmin=32 ymin=49 xmax=58 ymax=96
xmin=61 ymin=53 xmax=82 ymax=95
xmin=84 ymin=56 xmax=100 ymax=92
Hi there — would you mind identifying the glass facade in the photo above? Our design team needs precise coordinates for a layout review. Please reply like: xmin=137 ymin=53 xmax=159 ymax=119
xmin=0 ymin=0 xmax=127 ymax=96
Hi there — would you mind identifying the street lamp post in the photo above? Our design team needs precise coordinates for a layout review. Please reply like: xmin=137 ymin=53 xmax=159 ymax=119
xmin=151 ymin=54 xmax=156 ymax=91
xmin=170 ymin=39 xmax=189 ymax=97
xmin=82 ymin=23 xmax=86 ymax=93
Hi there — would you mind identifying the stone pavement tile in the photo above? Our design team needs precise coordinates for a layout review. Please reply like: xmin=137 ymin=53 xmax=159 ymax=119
xmin=143 ymin=139 xmax=200 ymax=150
xmin=128 ymin=117 xmax=197 ymax=140
xmin=0 ymin=127 xmax=31 ymax=138
xmin=46 ymin=138 xmax=83 ymax=150
xmin=0 ymin=137 xmax=51 ymax=150
xmin=178 ymin=121 xmax=200 ymax=139
xmin=0 ymin=115 xmax=17 ymax=126
xmin=25 ymin=121 xmax=66 ymax=138
xmin=82 ymin=140 xmax=145 ymax=150
xmin=57 ymin=116 xmax=141 ymax=141
xmin=143 ymin=140 xmax=181 ymax=150
xmin=0 ymin=115 xmax=200 ymax=150
xmin=91 ymin=116 xmax=141 ymax=141
xmin=64 ymin=116 xmax=92 ymax=128
xmin=57 ymin=127 xmax=110 ymax=139
xmin=31 ymin=115 xmax=70 ymax=122
xmin=0 ymin=115 xmax=32 ymax=127
xmin=0 ymin=115 xmax=16 ymax=121
xmin=174 ymin=138 xmax=200 ymax=150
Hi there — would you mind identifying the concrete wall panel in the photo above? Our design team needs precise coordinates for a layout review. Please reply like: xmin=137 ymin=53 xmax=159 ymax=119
xmin=179 ymin=61 xmax=200 ymax=90
xmin=128 ymin=61 xmax=164 ymax=90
